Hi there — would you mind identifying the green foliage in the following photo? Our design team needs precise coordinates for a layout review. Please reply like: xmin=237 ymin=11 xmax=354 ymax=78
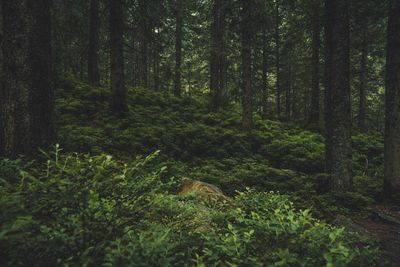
xmin=55 ymin=80 xmax=386 ymax=210
xmin=0 ymin=148 xmax=384 ymax=266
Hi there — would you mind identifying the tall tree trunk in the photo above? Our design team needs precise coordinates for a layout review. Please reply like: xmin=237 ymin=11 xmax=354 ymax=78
xmin=309 ymin=0 xmax=321 ymax=126
xmin=384 ymin=0 xmax=400 ymax=199
xmin=174 ymin=0 xmax=183 ymax=97
xmin=358 ymin=26 xmax=368 ymax=131
xmin=28 ymin=0 xmax=55 ymax=151
xmin=262 ymin=24 xmax=268 ymax=117
xmin=88 ymin=0 xmax=100 ymax=86
xmin=286 ymin=62 xmax=292 ymax=120
xmin=275 ymin=0 xmax=281 ymax=118
xmin=1 ymin=0 xmax=30 ymax=157
xmin=1 ymin=0 xmax=54 ymax=157
xmin=241 ymin=0 xmax=253 ymax=131
xmin=109 ymin=0 xmax=128 ymax=117
xmin=325 ymin=0 xmax=352 ymax=191
xmin=138 ymin=0 xmax=148 ymax=88
xmin=210 ymin=0 xmax=226 ymax=109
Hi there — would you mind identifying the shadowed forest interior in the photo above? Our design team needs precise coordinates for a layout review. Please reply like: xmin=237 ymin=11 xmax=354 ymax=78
xmin=1 ymin=0 xmax=400 ymax=266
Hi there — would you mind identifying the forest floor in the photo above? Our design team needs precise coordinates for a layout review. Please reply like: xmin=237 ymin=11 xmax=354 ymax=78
xmin=51 ymin=79 xmax=396 ymax=265
xmin=354 ymin=205 xmax=400 ymax=263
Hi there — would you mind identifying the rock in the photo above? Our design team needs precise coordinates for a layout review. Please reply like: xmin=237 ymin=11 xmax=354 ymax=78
xmin=178 ymin=178 xmax=231 ymax=204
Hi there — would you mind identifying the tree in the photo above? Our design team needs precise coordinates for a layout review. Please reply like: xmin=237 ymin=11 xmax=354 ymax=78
xmin=88 ymin=0 xmax=100 ymax=86
xmin=109 ymin=0 xmax=128 ymax=117
xmin=29 ymin=0 xmax=55 ymax=151
xmin=309 ymin=0 xmax=321 ymax=126
xmin=241 ymin=0 xmax=253 ymax=131
xmin=324 ymin=0 xmax=352 ymax=191
xmin=275 ymin=0 xmax=281 ymax=118
xmin=1 ymin=0 xmax=54 ymax=157
xmin=210 ymin=0 xmax=226 ymax=109
xmin=261 ymin=24 xmax=269 ymax=117
xmin=384 ymin=0 xmax=400 ymax=199
xmin=174 ymin=0 xmax=183 ymax=97
xmin=138 ymin=0 xmax=149 ymax=88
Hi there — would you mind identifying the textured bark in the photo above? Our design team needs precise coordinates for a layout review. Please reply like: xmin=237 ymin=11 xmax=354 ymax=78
xmin=309 ymin=0 xmax=321 ymax=126
xmin=261 ymin=25 xmax=268 ymax=117
xmin=384 ymin=0 xmax=400 ymax=198
xmin=1 ymin=0 xmax=54 ymax=157
xmin=210 ymin=0 xmax=226 ymax=109
xmin=88 ymin=0 xmax=100 ymax=86
xmin=0 ymin=0 xmax=30 ymax=157
xmin=325 ymin=0 xmax=352 ymax=191
xmin=358 ymin=27 xmax=368 ymax=131
xmin=275 ymin=0 xmax=281 ymax=118
xmin=28 ymin=0 xmax=55 ymax=152
xmin=138 ymin=0 xmax=149 ymax=88
xmin=174 ymin=0 xmax=183 ymax=97
xmin=109 ymin=0 xmax=128 ymax=117
xmin=241 ymin=0 xmax=253 ymax=131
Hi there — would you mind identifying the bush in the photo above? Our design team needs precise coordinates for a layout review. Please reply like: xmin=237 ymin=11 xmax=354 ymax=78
xmin=0 ymin=148 xmax=383 ymax=266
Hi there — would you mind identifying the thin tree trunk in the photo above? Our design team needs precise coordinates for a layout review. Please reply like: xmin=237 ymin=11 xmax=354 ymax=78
xmin=325 ymin=0 xmax=352 ymax=191
xmin=210 ymin=0 xmax=226 ymax=109
xmin=384 ymin=0 xmax=400 ymax=198
xmin=109 ymin=0 xmax=128 ymax=117
xmin=138 ymin=0 xmax=148 ymax=88
xmin=241 ymin=0 xmax=253 ymax=131
xmin=275 ymin=0 xmax=281 ymax=118
xmin=174 ymin=0 xmax=183 ymax=97
xmin=262 ymin=24 xmax=268 ymax=117
xmin=88 ymin=0 xmax=100 ymax=86
xmin=309 ymin=0 xmax=321 ymax=125
xmin=358 ymin=27 xmax=368 ymax=131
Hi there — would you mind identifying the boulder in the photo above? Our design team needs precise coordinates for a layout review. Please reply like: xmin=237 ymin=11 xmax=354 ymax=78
xmin=178 ymin=178 xmax=231 ymax=204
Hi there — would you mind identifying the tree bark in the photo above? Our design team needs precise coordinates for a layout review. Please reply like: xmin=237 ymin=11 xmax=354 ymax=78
xmin=174 ymin=0 xmax=183 ymax=97
xmin=309 ymin=0 xmax=321 ymax=126
xmin=275 ymin=0 xmax=281 ymax=118
xmin=88 ymin=0 xmax=100 ymax=86
xmin=358 ymin=26 xmax=368 ymax=131
xmin=1 ymin=0 xmax=54 ymax=157
xmin=0 ymin=0 xmax=30 ymax=157
xmin=210 ymin=0 xmax=226 ymax=109
xmin=241 ymin=0 xmax=253 ymax=131
xmin=262 ymin=24 xmax=268 ymax=117
xmin=109 ymin=0 xmax=128 ymax=117
xmin=138 ymin=0 xmax=149 ymax=88
xmin=384 ymin=0 xmax=400 ymax=199
xmin=28 ymin=0 xmax=55 ymax=151
xmin=325 ymin=0 xmax=352 ymax=191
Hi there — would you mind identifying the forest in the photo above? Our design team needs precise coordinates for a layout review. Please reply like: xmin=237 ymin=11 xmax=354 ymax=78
xmin=1 ymin=0 xmax=400 ymax=266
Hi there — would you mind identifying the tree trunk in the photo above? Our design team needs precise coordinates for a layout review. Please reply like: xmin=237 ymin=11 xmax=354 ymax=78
xmin=384 ymin=0 xmax=400 ymax=199
xmin=88 ymin=0 xmax=100 ymax=86
xmin=275 ymin=0 xmax=281 ymax=118
xmin=358 ymin=27 xmax=368 ymax=131
xmin=1 ymin=0 xmax=30 ymax=157
xmin=241 ymin=0 xmax=253 ymax=131
xmin=309 ymin=0 xmax=321 ymax=126
xmin=109 ymin=0 xmax=128 ymax=117
xmin=325 ymin=0 xmax=352 ymax=191
xmin=28 ymin=0 xmax=55 ymax=151
xmin=1 ymin=0 xmax=54 ymax=157
xmin=138 ymin=0 xmax=148 ymax=88
xmin=174 ymin=0 xmax=183 ymax=97
xmin=262 ymin=24 xmax=268 ymax=117
xmin=210 ymin=0 xmax=226 ymax=109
